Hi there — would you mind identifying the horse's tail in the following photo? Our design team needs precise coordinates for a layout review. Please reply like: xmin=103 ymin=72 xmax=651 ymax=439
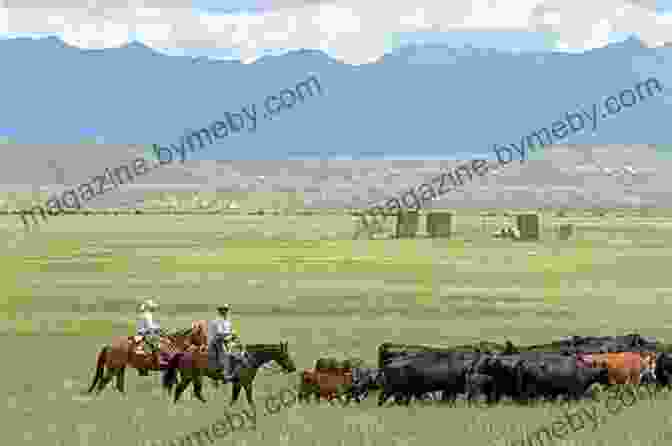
xmin=162 ymin=352 xmax=183 ymax=391
xmin=88 ymin=345 xmax=110 ymax=393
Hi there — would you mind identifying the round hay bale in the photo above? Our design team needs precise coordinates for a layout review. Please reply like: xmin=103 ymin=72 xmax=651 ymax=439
xmin=426 ymin=212 xmax=452 ymax=238
xmin=516 ymin=213 xmax=540 ymax=241
xmin=558 ymin=224 xmax=573 ymax=241
xmin=395 ymin=211 xmax=419 ymax=239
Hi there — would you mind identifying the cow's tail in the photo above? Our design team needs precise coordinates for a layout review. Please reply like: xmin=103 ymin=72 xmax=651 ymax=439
xmin=88 ymin=345 xmax=110 ymax=393
xmin=162 ymin=352 xmax=183 ymax=391
xmin=514 ymin=359 xmax=526 ymax=400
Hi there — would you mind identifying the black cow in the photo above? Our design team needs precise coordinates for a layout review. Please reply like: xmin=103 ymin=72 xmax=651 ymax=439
xmin=378 ymin=352 xmax=482 ymax=406
xmin=470 ymin=354 xmax=526 ymax=403
xmin=349 ymin=367 xmax=384 ymax=402
xmin=377 ymin=343 xmax=466 ymax=368
xmin=517 ymin=355 xmax=610 ymax=402
xmin=470 ymin=352 xmax=587 ymax=403
xmin=655 ymin=352 xmax=672 ymax=387
xmin=557 ymin=333 xmax=659 ymax=354
xmin=465 ymin=372 xmax=496 ymax=405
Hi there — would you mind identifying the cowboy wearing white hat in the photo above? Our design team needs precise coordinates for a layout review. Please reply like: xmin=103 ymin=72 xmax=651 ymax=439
xmin=136 ymin=299 xmax=163 ymax=374
xmin=208 ymin=304 xmax=243 ymax=381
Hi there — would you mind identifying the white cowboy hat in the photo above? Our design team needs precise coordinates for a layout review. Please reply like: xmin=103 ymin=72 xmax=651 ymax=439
xmin=140 ymin=299 xmax=159 ymax=311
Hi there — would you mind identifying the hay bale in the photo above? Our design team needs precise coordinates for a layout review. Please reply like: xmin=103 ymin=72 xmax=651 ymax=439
xmin=558 ymin=224 xmax=573 ymax=240
xmin=516 ymin=213 xmax=540 ymax=241
xmin=395 ymin=211 xmax=419 ymax=238
xmin=426 ymin=212 xmax=452 ymax=238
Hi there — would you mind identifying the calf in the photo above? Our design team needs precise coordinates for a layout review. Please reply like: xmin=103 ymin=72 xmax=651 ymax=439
xmin=299 ymin=368 xmax=353 ymax=402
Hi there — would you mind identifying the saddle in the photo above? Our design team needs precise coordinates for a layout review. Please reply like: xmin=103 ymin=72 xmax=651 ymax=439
xmin=131 ymin=336 xmax=145 ymax=353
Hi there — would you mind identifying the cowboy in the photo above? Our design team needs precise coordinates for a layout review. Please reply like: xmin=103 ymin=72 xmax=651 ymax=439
xmin=136 ymin=299 xmax=163 ymax=375
xmin=208 ymin=305 xmax=244 ymax=381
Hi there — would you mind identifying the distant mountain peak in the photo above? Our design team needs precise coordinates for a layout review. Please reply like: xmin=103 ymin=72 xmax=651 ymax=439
xmin=117 ymin=41 xmax=157 ymax=53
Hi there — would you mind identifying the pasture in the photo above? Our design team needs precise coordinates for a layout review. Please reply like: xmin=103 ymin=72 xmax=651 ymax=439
xmin=3 ymin=210 xmax=672 ymax=446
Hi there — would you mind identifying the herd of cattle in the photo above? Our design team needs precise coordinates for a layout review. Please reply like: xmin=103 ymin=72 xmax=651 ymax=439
xmin=300 ymin=334 xmax=672 ymax=406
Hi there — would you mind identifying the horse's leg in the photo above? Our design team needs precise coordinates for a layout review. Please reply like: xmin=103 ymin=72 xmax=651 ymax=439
xmin=174 ymin=376 xmax=192 ymax=403
xmin=231 ymin=382 xmax=242 ymax=406
xmin=244 ymin=383 xmax=255 ymax=410
xmin=377 ymin=390 xmax=390 ymax=407
xmin=116 ymin=367 xmax=126 ymax=393
xmin=97 ymin=367 xmax=117 ymax=394
xmin=88 ymin=346 xmax=109 ymax=393
xmin=194 ymin=374 xmax=206 ymax=403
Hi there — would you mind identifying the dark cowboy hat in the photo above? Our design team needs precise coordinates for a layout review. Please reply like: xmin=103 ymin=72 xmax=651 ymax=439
xmin=217 ymin=305 xmax=230 ymax=313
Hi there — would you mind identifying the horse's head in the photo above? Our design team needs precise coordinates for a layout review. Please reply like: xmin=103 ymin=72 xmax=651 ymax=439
xmin=277 ymin=341 xmax=297 ymax=372
xmin=246 ymin=341 xmax=296 ymax=373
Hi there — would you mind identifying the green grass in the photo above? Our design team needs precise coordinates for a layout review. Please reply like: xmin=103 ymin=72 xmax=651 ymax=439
xmin=3 ymin=210 xmax=672 ymax=445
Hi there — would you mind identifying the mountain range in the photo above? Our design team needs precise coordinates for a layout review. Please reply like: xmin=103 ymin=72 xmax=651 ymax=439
xmin=0 ymin=36 xmax=670 ymax=209
xmin=0 ymin=36 xmax=669 ymax=158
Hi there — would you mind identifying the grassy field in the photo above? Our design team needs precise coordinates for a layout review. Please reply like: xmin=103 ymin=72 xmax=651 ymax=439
xmin=3 ymin=210 xmax=672 ymax=446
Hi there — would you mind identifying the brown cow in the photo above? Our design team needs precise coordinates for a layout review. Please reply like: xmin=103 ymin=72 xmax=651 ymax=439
xmin=300 ymin=368 xmax=353 ymax=402
xmin=579 ymin=352 xmax=656 ymax=385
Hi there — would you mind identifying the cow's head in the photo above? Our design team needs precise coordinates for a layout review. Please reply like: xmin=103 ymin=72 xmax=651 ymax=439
xmin=576 ymin=354 xmax=594 ymax=368
xmin=472 ymin=355 xmax=500 ymax=375
xmin=640 ymin=352 xmax=658 ymax=381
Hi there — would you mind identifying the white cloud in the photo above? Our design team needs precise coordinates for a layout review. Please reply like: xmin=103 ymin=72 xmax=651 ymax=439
xmin=0 ymin=8 xmax=8 ymax=34
xmin=1 ymin=0 xmax=670 ymax=64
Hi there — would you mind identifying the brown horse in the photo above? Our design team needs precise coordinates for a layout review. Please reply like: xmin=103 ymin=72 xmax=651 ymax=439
xmin=162 ymin=341 xmax=297 ymax=408
xmin=87 ymin=321 xmax=207 ymax=395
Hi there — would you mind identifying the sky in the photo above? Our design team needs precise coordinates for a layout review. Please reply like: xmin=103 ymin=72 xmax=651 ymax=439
xmin=0 ymin=1 xmax=670 ymax=64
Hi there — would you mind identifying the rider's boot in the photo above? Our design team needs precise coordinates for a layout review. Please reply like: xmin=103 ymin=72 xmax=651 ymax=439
xmin=152 ymin=349 xmax=161 ymax=370
xmin=220 ymin=354 xmax=235 ymax=382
